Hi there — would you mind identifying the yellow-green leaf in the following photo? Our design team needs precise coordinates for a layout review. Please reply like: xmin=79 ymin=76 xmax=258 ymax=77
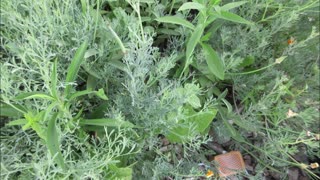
xmin=6 ymin=119 xmax=27 ymax=126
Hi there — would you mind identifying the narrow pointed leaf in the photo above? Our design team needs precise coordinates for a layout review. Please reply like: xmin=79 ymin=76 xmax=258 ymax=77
xmin=108 ymin=60 xmax=127 ymax=72
xmin=14 ymin=92 xmax=55 ymax=100
xmin=213 ymin=11 xmax=253 ymax=25
xmin=178 ymin=2 xmax=205 ymax=11
xmin=0 ymin=103 xmax=25 ymax=117
xmin=188 ymin=108 xmax=218 ymax=133
xmin=219 ymin=108 xmax=245 ymax=142
xmin=68 ymin=88 xmax=108 ymax=101
xmin=156 ymin=16 xmax=195 ymax=30
xmin=221 ymin=1 xmax=248 ymax=11
xmin=6 ymin=119 xmax=27 ymax=126
xmin=201 ymin=43 xmax=225 ymax=80
xmin=47 ymin=113 xmax=66 ymax=170
xmin=65 ymin=41 xmax=89 ymax=97
xmin=79 ymin=118 xmax=134 ymax=128
xmin=50 ymin=59 xmax=58 ymax=98
xmin=186 ymin=24 xmax=204 ymax=61
xmin=69 ymin=89 xmax=96 ymax=101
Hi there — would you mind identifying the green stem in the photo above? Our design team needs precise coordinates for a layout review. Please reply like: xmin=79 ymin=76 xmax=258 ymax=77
xmin=93 ymin=0 xmax=100 ymax=41
xmin=228 ymin=62 xmax=276 ymax=75
xmin=107 ymin=24 xmax=127 ymax=54
xmin=282 ymin=138 xmax=316 ymax=145
xmin=169 ymin=0 xmax=175 ymax=15
xmin=136 ymin=1 xmax=145 ymax=42
xmin=261 ymin=2 xmax=269 ymax=21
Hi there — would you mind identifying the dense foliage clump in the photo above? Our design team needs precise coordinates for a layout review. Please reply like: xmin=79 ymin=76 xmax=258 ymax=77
xmin=1 ymin=0 xmax=319 ymax=179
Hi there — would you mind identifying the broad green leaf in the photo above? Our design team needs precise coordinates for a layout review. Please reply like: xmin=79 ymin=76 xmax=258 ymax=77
xmin=186 ymin=107 xmax=217 ymax=133
xmin=166 ymin=126 xmax=190 ymax=143
xmin=109 ymin=165 xmax=133 ymax=180
xmin=221 ymin=1 xmax=248 ymax=11
xmin=186 ymin=24 xmax=204 ymax=62
xmin=219 ymin=108 xmax=245 ymax=142
xmin=47 ymin=113 xmax=66 ymax=170
xmin=239 ymin=56 xmax=255 ymax=68
xmin=187 ymin=94 xmax=201 ymax=108
xmin=166 ymin=107 xmax=217 ymax=143
xmin=201 ymin=43 xmax=225 ymax=80
xmin=64 ymin=41 xmax=89 ymax=97
xmin=50 ymin=59 xmax=58 ymax=98
xmin=84 ymin=49 xmax=99 ymax=59
xmin=156 ymin=16 xmax=195 ymax=30
xmin=86 ymin=75 xmax=98 ymax=91
xmin=14 ymin=92 xmax=55 ymax=101
xmin=192 ymin=109 xmax=217 ymax=133
xmin=6 ymin=119 xmax=27 ymax=126
xmin=178 ymin=2 xmax=205 ymax=11
xmin=79 ymin=118 xmax=134 ymax=128
xmin=213 ymin=11 xmax=253 ymax=25
xmin=191 ymin=62 xmax=217 ymax=82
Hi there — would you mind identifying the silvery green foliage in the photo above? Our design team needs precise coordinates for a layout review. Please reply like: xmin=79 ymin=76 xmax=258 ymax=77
xmin=1 ymin=125 xmax=136 ymax=179
xmin=210 ymin=1 xmax=319 ymax=177
xmin=0 ymin=0 xmax=212 ymax=179
xmin=0 ymin=0 xmax=120 ymax=99
xmin=0 ymin=0 xmax=135 ymax=179
xmin=113 ymin=28 xmax=206 ymax=140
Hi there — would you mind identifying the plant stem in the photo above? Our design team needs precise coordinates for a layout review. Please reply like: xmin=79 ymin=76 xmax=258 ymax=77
xmin=93 ymin=0 xmax=100 ymax=41
xmin=169 ymin=0 xmax=175 ymax=15
xmin=107 ymin=24 xmax=127 ymax=54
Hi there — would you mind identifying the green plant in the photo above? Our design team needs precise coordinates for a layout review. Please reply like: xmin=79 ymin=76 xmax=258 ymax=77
xmin=1 ymin=0 xmax=319 ymax=179
xmin=156 ymin=0 xmax=253 ymax=80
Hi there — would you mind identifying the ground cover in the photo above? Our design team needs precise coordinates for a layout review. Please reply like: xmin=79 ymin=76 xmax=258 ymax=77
xmin=1 ymin=0 xmax=319 ymax=179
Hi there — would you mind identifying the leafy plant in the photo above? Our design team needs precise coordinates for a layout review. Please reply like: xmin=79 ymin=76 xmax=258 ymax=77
xmin=1 ymin=0 xmax=319 ymax=179
xmin=156 ymin=0 xmax=253 ymax=79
